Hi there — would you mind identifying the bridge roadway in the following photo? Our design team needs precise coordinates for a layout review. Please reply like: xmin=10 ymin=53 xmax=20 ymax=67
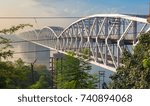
xmin=17 ymin=14 xmax=150 ymax=72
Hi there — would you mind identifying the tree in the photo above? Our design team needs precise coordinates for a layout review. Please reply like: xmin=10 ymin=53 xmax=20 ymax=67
xmin=0 ymin=58 xmax=52 ymax=89
xmin=54 ymin=50 xmax=97 ymax=89
xmin=0 ymin=59 xmax=31 ymax=88
xmin=0 ymin=24 xmax=33 ymax=88
xmin=0 ymin=24 xmax=33 ymax=60
xmin=0 ymin=24 xmax=51 ymax=89
xmin=0 ymin=58 xmax=52 ymax=88
xmin=0 ymin=36 xmax=13 ymax=60
xmin=109 ymin=32 xmax=150 ymax=89
xmin=31 ymin=64 xmax=52 ymax=88
xmin=29 ymin=75 xmax=49 ymax=89
xmin=0 ymin=24 xmax=33 ymax=34
xmin=0 ymin=24 xmax=52 ymax=89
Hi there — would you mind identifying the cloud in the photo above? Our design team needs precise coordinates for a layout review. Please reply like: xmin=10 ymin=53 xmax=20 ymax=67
xmin=32 ymin=0 xmax=101 ymax=16
xmin=0 ymin=0 xmax=121 ymax=17
xmin=0 ymin=0 xmax=49 ymax=16
xmin=0 ymin=0 xmax=53 ymax=28
xmin=0 ymin=0 xmax=134 ymax=29
xmin=32 ymin=0 xmax=122 ymax=17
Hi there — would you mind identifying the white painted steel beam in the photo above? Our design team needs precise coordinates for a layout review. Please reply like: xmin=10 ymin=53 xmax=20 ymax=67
xmin=18 ymin=14 xmax=150 ymax=71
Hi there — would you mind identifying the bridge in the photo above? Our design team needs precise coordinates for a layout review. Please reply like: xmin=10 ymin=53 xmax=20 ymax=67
xmin=17 ymin=14 xmax=150 ymax=72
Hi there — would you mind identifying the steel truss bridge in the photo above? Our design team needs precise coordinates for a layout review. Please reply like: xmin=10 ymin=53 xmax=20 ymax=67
xmin=18 ymin=14 xmax=150 ymax=71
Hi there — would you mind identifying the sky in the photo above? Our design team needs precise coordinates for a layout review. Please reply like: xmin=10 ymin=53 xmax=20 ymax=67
xmin=0 ymin=0 xmax=149 ymax=29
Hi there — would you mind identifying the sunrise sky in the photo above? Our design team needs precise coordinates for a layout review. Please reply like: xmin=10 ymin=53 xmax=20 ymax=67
xmin=0 ymin=0 xmax=149 ymax=29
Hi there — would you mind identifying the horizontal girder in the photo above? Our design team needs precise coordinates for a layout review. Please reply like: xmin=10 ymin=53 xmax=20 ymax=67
xmin=17 ymin=14 xmax=150 ymax=71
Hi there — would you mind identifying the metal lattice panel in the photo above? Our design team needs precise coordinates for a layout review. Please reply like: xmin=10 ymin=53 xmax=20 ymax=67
xmin=18 ymin=14 xmax=150 ymax=71
xmin=58 ymin=14 xmax=150 ymax=70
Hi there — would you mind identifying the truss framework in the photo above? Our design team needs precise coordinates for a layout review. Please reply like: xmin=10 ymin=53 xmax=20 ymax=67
xmin=18 ymin=14 xmax=150 ymax=71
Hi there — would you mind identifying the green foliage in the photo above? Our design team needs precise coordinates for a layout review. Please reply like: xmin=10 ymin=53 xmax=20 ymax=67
xmin=0 ymin=36 xmax=13 ymax=60
xmin=0 ymin=24 xmax=33 ymax=34
xmin=55 ymin=50 xmax=97 ymax=89
xmin=0 ymin=58 xmax=52 ymax=89
xmin=0 ymin=60 xmax=29 ymax=88
xmin=29 ymin=75 xmax=49 ymax=89
xmin=109 ymin=32 xmax=150 ymax=89
xmin=80 ymin=48 xmax=90 ymax=59
xmin=33 ymin=64 xmax=52 ymax=88
xmin=0 ymin=24 xmax=33 ymax=60
xmin=0 ymin=24 xmax=52 ymax=89
xmin=143 ymin=59 xmax=150 ymax=69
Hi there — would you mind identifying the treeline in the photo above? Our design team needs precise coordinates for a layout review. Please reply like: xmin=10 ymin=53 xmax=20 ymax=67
xmin=54 ymin=51 xmax=98 ymax=89
xmin=0 ymin=59 xmax=52 ymax=89
xmin=0 ymin=24 xmax=150 ymax=89
xmin=0 ymin=24 xmax=52 ymax=89
xmin=110 ymin=32 xmax=150 ymax=89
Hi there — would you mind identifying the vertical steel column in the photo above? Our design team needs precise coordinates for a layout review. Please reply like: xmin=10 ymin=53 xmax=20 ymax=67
xmin=105 ymin=18 xmax=108 ymax=65
xmin=95 ymin=18 xmax=99 ymax=62
xmin=117 ymin=18 xmax=121 ymax=67
xmin=70 ymin=26 xmax=73 ymax=50
xmin=88 ymin=19 xmax=91 ymax=54
xmin=80 ymin=23 xmax=84 ymax=51
xmin=66 ymin=31 xmax=69 ymax=50
xmin=89 ymin=18 xmax=91 ymax=34
xmin=123 ymin=19 xmax=125 ymax=32
xmin=113 ymin=44 xmax=115 ymax=55
xmin=133 ymin=21 xmax=137 ymax=44
xmin=56 ymin=37 xmax=59 ymax=50
xmin=76 ymin=25 xmax=79 ymax=53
